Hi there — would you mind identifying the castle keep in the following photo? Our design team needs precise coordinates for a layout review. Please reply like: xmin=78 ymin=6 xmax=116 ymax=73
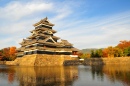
xmin=8 ymin=17 xmax=79 ymax=66
xmin=17 ymin=17 xmax=78 ymax=57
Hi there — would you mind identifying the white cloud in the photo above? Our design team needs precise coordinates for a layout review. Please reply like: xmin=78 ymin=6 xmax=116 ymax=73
xmin=54 ymin=11 xmax=130 ymax=49
xmin=0 ymin=38 xmax=15 ymax=48
xmin=51 ymin=7 xmax=72 ymax=21
xmin=0 ymin=1 xmax=53 ymax=20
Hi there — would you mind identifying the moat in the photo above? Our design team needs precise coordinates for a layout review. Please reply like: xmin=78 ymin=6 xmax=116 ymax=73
xmin=0 ymin=65 xmax=130 ymax=86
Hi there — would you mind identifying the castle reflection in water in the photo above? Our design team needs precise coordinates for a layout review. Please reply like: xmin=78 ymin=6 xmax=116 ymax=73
xmin=0 ymin=66 xmax=78 ymax=86
xmin=17 ymin=66 xmax=78 ymax=86
xmin=0 ymin=65 xmax=130 ymax=86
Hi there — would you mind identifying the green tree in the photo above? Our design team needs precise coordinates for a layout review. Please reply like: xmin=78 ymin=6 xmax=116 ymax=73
xmin=91 ymin=50 xmax=95 ymax=58
xmin=90 ymin=49 xmax=103 ymax=58
xmin=124 ymin=47 xmax=130 ymax=56
xmin=79 ymin=53 xmax=90 ymax=59
xmin=115 ymin=47 xmax=123 ymax=57
xmin=98 ymin=49 xmax=103 ymax=57
xmin=95 ymin=50 xmax=99 ymax=57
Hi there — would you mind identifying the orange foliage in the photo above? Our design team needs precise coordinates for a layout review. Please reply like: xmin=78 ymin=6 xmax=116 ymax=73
xmin=117 ymin=40 xmax=130 ymax=50
xmin=102 ymin=46 xmax=117 ymax=58
xmin=0 ymin=46 xmax=17 ymax=61
xmin=9 ymin=47 xmax=16 ymax=55
xmin=102 ymin=45 xmax=124 ymax=58
xmin=9 ymin=46 xmax=17 ymax=60
xmin=102 ymin=48 xmax=108 ymax=57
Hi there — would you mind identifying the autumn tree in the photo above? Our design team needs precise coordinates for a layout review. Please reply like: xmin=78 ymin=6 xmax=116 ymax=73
xmin=113 ymin=47 xmax=123 ymax=57
xmin=102 ymin=46 xmax=123 ymax=58
xmin=117 ymin=40 xmax=130 ymax=50
xmin=102 ymin=48 xmax=108 ymax=57
xmin=117 ymin=40 xmax=130 ymax=56
xmin=78 ymin=52 xmax=90 ymax=59
xmin=9 ymin=47 xmax=17 ymax=61
xmin=102 ymin=47 xmax=114 ymax=58
xmin=0 ymin=46 xmax=17 ymax=61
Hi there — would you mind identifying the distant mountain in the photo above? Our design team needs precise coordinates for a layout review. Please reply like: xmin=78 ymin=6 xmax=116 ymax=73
xmin=80 ymin=48 xmax=104 ymax=54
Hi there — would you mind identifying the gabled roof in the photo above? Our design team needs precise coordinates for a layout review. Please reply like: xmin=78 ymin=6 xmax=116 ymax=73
xmin=71 ymin=48 xmax=80 ymax=51
xmin=36 ymin=28 xmax=57 ymax=33
xmin=44 ymin=36 xmax=56 ymax=43
xmin=60 ymin=39 xmax=73 ymax=46
xmin=19 ymin=39 xmax=27 ymax=45
xmin=30 ymin=28 xmax=57 ymax=34
xmin=27 ymin=34 xmax=60 ymax=40
xmin=33 ymin=17 xmax=54 ymax=27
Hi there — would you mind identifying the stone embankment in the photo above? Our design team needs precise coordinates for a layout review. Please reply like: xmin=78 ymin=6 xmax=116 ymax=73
xmin=84 ymin=57 xmax=130 ymax=65
xmin=64 ymin=57 xmax=130 ymax=65
xmin=2 ymin=54 xmax=78 ymax=66
xmin=0 ymin=56 xmax=130 ymax=66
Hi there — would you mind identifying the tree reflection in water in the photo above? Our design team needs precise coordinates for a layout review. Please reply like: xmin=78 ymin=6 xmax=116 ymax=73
xmin=91 ymin=65 xmax=104 ymax=81
xmin=0 ymin=65 xmax=15 ymax=84
xmin=103 ymin=65 xmax=130 ymax=86
xmin=91 ymin=65 xmax=130 ymax=86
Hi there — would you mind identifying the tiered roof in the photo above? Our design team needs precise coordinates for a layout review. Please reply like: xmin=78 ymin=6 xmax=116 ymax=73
xmin=17 ymin=17 xmax=79 ymax=57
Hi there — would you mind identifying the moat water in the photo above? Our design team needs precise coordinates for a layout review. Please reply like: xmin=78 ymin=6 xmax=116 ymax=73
xmin=0 ymin=65 xmax=130 ymax=86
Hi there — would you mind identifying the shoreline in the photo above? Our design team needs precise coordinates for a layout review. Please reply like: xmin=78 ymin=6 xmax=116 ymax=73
xmin=0 ymin=57 xmax=130 ymax=66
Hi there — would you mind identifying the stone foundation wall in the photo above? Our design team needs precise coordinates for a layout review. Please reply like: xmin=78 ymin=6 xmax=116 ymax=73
xmin=5 ymin=54 xmax=78 ymax=66
xmin=34 ymin=54 xmax=78 ymax=66
xmin=19 ymin=55 xmax=37 ymax=66
xmin=84 ymin=57 xmax=130 ymax=65
xmin=0 ymin=61 xmax=6 ymax=65
xmin=0 ymin=54 xmax=130 ymax=66
xmin=5 ymin=55 xmax=130 ymax=66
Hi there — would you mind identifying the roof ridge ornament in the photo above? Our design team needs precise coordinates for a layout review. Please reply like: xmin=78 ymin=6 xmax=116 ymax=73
xmin=45 ymin=16 xmax=48 ymax=20
xmin=33 ymin=17 xmax=54 ymax=27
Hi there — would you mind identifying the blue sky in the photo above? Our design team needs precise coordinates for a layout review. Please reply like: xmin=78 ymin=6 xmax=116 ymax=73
xmin=0 ymin=0 xmax=130 ymax=49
